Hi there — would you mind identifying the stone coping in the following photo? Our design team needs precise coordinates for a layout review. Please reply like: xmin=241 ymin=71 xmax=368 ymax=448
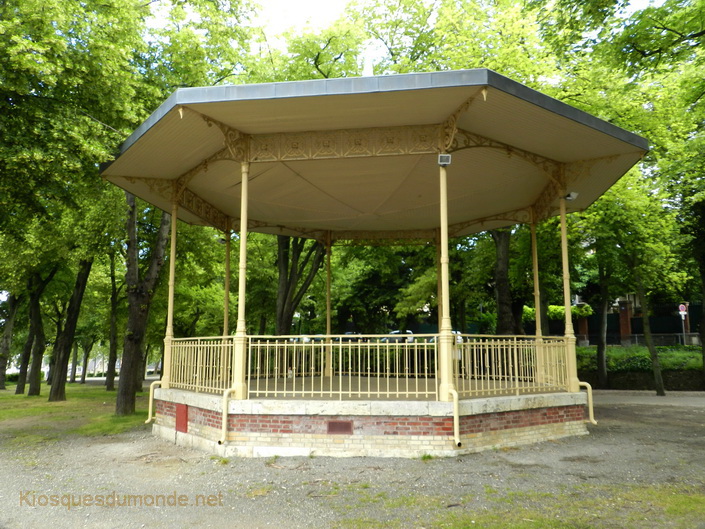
xmin=154 ymin=388 xmax=587 ymax=418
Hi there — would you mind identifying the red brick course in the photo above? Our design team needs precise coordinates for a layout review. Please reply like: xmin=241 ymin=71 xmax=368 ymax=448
xmin=156 ymin=400 xmax=586 ymax=438
xmin=156 ymin=400 xmax=176 ymax=418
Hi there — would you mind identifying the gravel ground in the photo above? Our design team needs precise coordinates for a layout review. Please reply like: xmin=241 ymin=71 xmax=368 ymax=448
xmin=0 ymin=391 xmax=703 ymax=529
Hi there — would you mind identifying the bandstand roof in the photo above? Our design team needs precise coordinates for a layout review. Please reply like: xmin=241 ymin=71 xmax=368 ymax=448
xmin=101 ymin=69 xmax=648 ymax=241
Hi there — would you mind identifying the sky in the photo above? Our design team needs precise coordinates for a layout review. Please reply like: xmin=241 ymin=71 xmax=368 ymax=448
xmin=256 ymin=0 xmax=352 ymax=39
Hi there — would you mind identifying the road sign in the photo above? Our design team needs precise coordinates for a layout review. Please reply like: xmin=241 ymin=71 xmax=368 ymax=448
xmin=679 ymin=303 xmax=687 ymax=312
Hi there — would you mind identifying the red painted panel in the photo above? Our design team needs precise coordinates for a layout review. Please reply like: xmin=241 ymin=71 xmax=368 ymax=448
xmin=175 ymin=403 xmax=188 ymax=433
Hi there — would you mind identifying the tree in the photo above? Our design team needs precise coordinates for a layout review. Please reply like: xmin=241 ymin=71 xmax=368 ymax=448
xmin=588 ymin=174 xmax=688 ymax=395
xmin=116 ymin=194 xmax=171 ymax=416
xmin=1 ymin=0 xmax=158 ymax=402
xmin=532 ymin=0 xmax=705 ymax=383
xmin=245 ymin=233 xmax=279 ymax=334
xmin=278 ymin=21 xmax=365 ymax=80
xmin=18 ymin=267 xmax=57 ymax=395
xmin=353 ymin=0 xmax=447 ymax=75
xmin=106 ymin=246 xmax=126 ymax=390
xmin=490 ymin=229 xmax=516 ymax=334
xmin=0 ymin=0 xmax=149 ymax=232
xmin=576 ymin=198 xmax=631 ymax=387
xmin=0 ymin=294 xmax=23 ymax=390
xmin=275 ymin=236 xmax=326 ymax=335
xmin=107 ymin=0 xmax=255 ymax=414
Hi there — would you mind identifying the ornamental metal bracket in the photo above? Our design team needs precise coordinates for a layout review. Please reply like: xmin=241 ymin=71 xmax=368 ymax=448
xmin=439 ymin=88 xmax=486 ymax=153
xmin=202 ymin=116 xmax=250 ymax=162
xmin=180 ymin=106 xmax=250 ymax=162
xmin=532 ymin=164 xmax=567 ymax=221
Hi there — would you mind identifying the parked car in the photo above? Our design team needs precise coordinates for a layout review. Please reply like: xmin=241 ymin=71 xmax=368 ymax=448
xmin=335 ymin=332 xmax=366 ymax=343
xmin=426 ymin=331 xmax=464 ymax=344
xmin=382 ymin=330 xmax=415 ymax=343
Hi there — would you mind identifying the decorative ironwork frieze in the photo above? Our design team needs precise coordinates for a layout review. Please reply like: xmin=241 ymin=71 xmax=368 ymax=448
xmin=250 ymin=125 xmax=440 ymax=162
xmin=179 ymin=188 xmax=229 ymax=232
xmin=119 ymin=176 xmax=174 ymax=198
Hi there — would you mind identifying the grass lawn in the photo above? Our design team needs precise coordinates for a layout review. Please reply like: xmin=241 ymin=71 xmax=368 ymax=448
xmin=0 ymin=382 xmax=150 ymax=447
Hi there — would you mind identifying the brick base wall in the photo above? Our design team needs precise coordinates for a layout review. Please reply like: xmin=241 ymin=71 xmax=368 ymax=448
xmin=153 ymin=394 xmax=588 ymax=458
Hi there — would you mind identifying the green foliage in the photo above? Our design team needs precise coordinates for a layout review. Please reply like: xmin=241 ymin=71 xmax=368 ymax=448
xmin=577 ymin=345 xmax=703 ymax=372
xmin=351 ymin=0 xmax=441 ymax=75
xmin=524 ymin=304 xmax=594 ymax=321
xmin=279 ymin=20 xmax=365 ymax=80
xmin=0 ymin=0 xmax=148 ymax=230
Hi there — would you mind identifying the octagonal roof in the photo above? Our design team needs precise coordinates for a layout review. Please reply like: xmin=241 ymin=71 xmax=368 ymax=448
xmin=101 ymin=69 xmax=648 ymax=241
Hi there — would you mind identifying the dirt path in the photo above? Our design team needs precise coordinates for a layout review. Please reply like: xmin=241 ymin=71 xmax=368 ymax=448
xmin=0 ymin=391 xmax=703 ymax=528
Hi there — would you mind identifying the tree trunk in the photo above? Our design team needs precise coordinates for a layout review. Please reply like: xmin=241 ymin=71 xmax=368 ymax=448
xmin=116 ymin=192 xmax=170 ymax=416
xmin=118 ymin=291 xmax=151 ymax=414
xmin=635 ymin=278 xmax=665 ymax=396
xmin=0 ymin=293 xmax=22 ymax=390
xmin=455 ymin=300 xmax=466 ymax=334
xmin=15 ymin=330 xmax=34 ymax=395
xmin=106 ymin=250 xmax=120 ymax=391
xmin=70 ymin=341 xmax=79 ymax=383
xmin=26 ymin=268 xmax=58 ymax=396
xmin=133 ymin=343 xmax=149 ymax=393
xmin=27 ymin=290 xmax=46 ymax=396
xmin=511 ymin=298 xmax=525 ymax=335
xmin=700 ymin=267 xmax=705 ymax=384
xmin=490 ymin=229 xmax=515 ymax=335
xmin=275 ymin=235 xmax=325 ymax=335
xmin=596 ymin=262 xmax=610 ymax=388
xmin=48 ymin=258 xmax=94 ymax=402
xmin=79 ymin=341 xmax=93 ymax=384
xmin=46 ymin=302 xmax=67 ymax=386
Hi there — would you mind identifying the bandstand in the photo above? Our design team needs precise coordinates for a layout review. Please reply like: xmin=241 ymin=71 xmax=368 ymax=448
xmin=102 ymin=69 xmax=647 ymax=457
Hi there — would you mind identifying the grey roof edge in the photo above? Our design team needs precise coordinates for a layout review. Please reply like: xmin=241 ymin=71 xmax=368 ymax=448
xmin=109 ymin=68 xmax=648 ymax=163
xmin=484 ymin=70 xmax=649 ymax=151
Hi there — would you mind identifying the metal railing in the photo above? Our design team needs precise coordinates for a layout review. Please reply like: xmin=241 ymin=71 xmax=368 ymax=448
xmin=167 ymin=334 xmax=569 ymax=399
xmin=247 ymin=334 xmax=438 ymax=400
xmin=170 ymin=336 xmax=234 ymax=393
xmin=454 ymin=335 xmax=568 ymax=397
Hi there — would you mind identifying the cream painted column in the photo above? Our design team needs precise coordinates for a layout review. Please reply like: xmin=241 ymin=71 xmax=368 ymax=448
xmin=530 ymin=220 xmax=546 ymax=385
xmin=223 ymin=225 xmax=231 ymax=336
xmin=162 ymin=201 xmax=178 ymax=389
xmin=530 ymin=221 xmax=543 ymax=337
xmin=436 ymin=230 xmax=443 ymax=329
xmin=559 ymin=196 xmax=580 ymax=392
xmin=231 ymin=162 xmax=250 ymax=399
xmin=222 ymin=225 xmax=232 ymax=389
xmin=438 ymin=163 xmax=455 ymax=402
xmin=324 ymin=232 xmax=333 ymax=377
